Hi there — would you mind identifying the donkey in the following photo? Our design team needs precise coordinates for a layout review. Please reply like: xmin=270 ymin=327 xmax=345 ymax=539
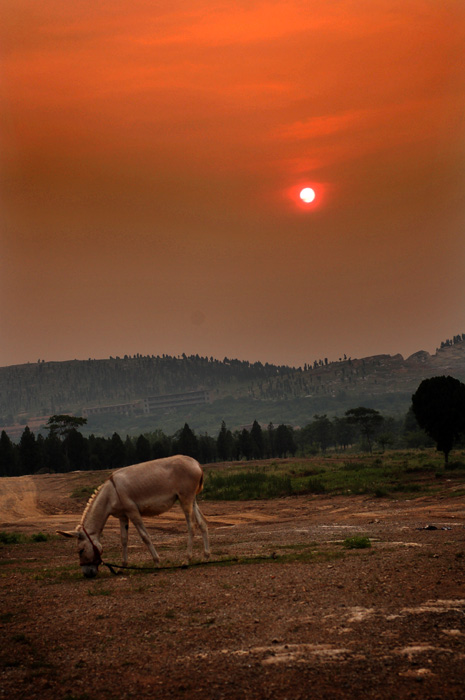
xmin=58 ymin=455 xmax=210 ymax=578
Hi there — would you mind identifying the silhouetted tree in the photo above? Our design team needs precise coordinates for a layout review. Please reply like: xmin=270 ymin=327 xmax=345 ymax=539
xmin=198 ymin=433 xmax=216 ymax=464
xmin=311 ymin=414 xmax=334 ymax=453
xmin=87 ymin=435 xmax=107 ymax=470
xmin=43 ymin=433 xmax=64 ymax=472
xmin=175 ymin=423 xmax=199 ymax=460
xmin=124 ymin=436 xmax=137 ymax=466
xmin=135 ymin=434 xmax=151 ymax=463
xmin=46 ymin=414 xmax=87 ymax=439
xmin=0 ymin=430 xmax=17 ymax=476
xmin=345 ymin=407 xmax=384 ymax=453
xmin=411 ymin=375 xmax=465 ymax=464
xmin=238 ymin=428 xmax=253 ymax=460
xmin=108 ymin=432 xmax=126 ymax=469
xmin=152 ymin=440 xmax=168 ymax=460
xmin=216 ymin=421 xmax=234 ymax=461
xmin=265 ymin=422 xmax=276 ymax=458
xmin=250 ymin=420 xmax=264 ymax=459
xmin=63 ymin=428 xmax=89 ymax=471
xmin=19 ymin=426 xmax=39 ymax=474
xmin=275 ymin=424 xmax=296 ymax=458
xmin=332 ymin=417 xmax=355 ymax=451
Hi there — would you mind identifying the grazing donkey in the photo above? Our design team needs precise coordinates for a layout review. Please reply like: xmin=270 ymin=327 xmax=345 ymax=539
xmin=58 ymin=455 xmax=210 ymax=578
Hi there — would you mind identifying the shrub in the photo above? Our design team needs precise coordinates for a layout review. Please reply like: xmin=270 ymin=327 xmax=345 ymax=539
xmin=30 ymin=532 xmax=49 ymax=542
xmin=0 ymin=531 xmax=24 ymax=545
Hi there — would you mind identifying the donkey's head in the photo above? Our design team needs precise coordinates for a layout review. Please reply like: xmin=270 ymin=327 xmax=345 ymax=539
xmin=57 ymin=527 xmax=103 ymax=578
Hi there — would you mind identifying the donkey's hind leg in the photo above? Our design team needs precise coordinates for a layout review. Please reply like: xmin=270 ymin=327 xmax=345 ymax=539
xmin=119 ymin=515 xmax=129 ymax=566
xmin=180 ymin=502 xmax=196 ymax=563
xmin=193 ymin=498 xmax=210 ymax=560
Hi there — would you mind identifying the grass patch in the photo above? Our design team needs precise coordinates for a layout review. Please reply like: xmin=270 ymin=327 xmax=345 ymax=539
xmin=203 ymin=450 xmax=456 ymax=501
xmin=30 ymin=532 xmax=50 ymax=542
xmin=203 ymin=470 xmax=294 ymax=500
xmin=70 ymin=485 xmax=97 ymax=499
xmin=0 ymin=531 xmax=53 ymax=545
xmin=343 ymin=535 xmax=372 ymax=549
xmin=0 ymin=531 xmax=25 ymax=545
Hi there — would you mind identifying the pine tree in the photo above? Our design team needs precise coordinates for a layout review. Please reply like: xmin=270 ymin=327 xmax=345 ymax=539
xmin=217 ymin=421 xmax=234 ymax=461
xmin=19 ymin=426 xmax=39 ymax=475
xmin=250 ymin=420 xmax=264 ymax=459
xmin=0 ymin=430 xmax=17 ymax=476
xmin=176 ymin=424 xmax=199 ymax=460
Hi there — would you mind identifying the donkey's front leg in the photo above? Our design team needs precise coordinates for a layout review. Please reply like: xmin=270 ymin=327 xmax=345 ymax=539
xmin=127 ymin=509 xmax=160 ymax=564
xmin=119 ymin=515 xmax=129 ymax=566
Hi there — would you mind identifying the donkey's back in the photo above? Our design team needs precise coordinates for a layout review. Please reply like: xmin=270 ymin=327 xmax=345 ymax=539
xmin=112 ymin=454 xmax=204 ymax=516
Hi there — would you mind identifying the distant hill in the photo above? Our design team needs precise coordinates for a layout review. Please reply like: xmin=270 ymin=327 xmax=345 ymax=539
xmin=1 ymin=337 xmax=464 ymax=438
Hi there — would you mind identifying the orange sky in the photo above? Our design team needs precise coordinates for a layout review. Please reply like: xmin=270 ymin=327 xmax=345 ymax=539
xmin=1 ymin=1 xmax=465 ymax=368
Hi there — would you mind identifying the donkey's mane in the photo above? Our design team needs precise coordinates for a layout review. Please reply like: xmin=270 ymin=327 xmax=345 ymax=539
xmin=80 ymin=481 xmax=107 ymax=525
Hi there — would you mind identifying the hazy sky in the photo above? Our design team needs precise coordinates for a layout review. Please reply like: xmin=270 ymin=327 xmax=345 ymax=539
xmin=2 ymin=1 xmax=464 ymax=368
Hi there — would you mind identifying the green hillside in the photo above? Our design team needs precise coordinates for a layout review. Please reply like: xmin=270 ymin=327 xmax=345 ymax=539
xmin=1 ymin=336 xmax=464 ymax=437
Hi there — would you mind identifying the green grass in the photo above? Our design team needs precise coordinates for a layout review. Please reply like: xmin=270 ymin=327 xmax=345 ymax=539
xmin=0 ymin=531 xmax=52 ymax=545
xmin=30 ymin=532 xmax=50 ymax=542
xmin=203 ymin=470 xmax=294 ymax=500
xmin=70 ymin=484 xmax=98 ymax=499
xmin=202 ymin=449 xmax=465 ymax=501
xmin=343 ymin=535 xmax=372 ymax=549
xmin=0 ymin=531 xmax=25 ymax=545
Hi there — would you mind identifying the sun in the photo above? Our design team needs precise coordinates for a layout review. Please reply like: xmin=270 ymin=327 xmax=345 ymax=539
xmin=299 ymin=187 xmax=316 ymax=203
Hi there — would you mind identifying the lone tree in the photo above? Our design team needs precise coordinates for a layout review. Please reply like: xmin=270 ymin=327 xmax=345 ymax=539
xmin=411 ymin=375 xmax=465 ymax=465
xmin=46 ymin=414 xmax=88 ymax=471
xmin=345 ymin=407 xmax=384 ymax=453
xmin=46 ymin=414 xmax=87 ymax=439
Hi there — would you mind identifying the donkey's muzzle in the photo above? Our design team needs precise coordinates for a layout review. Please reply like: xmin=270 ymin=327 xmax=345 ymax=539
xmin=81 ymin=565 xmax=98 ymax=578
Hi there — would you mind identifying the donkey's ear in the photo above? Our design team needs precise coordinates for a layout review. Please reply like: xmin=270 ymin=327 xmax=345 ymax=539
xmin=56 ymin=529 xmax=79 ymax=539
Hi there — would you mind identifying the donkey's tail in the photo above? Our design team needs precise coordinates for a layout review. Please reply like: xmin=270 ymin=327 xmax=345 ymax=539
xmin=196 ymin=470 xmax=204 ymax=495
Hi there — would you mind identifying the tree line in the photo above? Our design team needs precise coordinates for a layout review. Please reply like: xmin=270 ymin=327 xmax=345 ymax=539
xmin=0 ymin=406 xmax=429 ymax=478
xmin=1 ymin=375 xmax=464 ymax=477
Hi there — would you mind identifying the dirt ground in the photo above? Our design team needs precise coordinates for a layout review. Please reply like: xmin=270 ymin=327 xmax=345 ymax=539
xmin=1 ymin=468 xmax=465 ymax=700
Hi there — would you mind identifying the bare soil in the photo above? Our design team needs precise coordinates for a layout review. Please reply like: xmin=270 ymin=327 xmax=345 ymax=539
xmin=1 ymin=468 xmax=465 ymax=700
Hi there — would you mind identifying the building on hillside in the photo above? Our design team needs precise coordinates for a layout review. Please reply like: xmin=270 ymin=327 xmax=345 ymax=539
xmin=142 ymin=390 xmax=210 ymax=413
xmin=83 ymin=390 xmax=210 ymax=418
xmin=83 ymin=401 xmax=144 ymax=417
